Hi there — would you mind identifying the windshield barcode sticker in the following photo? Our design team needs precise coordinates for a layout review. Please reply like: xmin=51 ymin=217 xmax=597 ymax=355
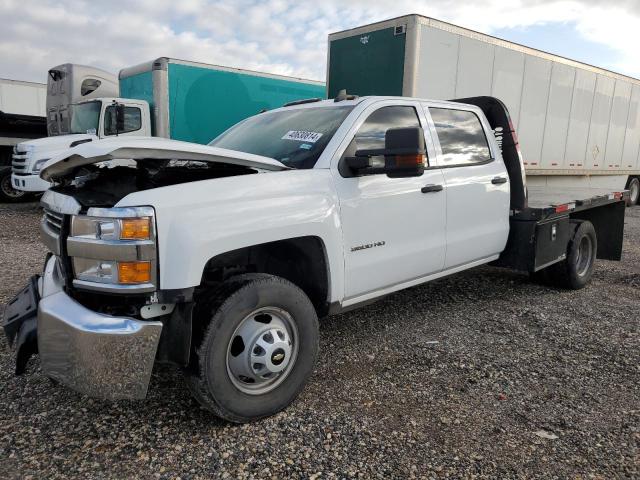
xmin=282 ymin=130 xmax=323 ymax=143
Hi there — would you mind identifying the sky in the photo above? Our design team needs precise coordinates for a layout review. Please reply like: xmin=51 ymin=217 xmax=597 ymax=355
xmin=0 ymin=0 xmax=639 ymax=84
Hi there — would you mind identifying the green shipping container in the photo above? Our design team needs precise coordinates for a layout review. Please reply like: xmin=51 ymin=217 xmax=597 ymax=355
xmin=119 ymin=58 xmax=326 ymax=144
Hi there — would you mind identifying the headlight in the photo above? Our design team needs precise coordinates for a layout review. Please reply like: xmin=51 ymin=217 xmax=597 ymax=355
xmin=71 ymin=215 xmax=152 ymax=241
xmin=67 ymin=206 xmax=157 ymax=293
xmin=32 ymin=158 xmax=50 ymax=173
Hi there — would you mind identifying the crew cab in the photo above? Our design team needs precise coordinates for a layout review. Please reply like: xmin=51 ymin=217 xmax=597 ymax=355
xmin=2 ymin=94 xmax=627 ymax=423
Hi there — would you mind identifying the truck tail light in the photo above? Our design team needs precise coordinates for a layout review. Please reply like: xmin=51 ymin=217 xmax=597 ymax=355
xmin=555 ymin=203 xmax=576 ymax=213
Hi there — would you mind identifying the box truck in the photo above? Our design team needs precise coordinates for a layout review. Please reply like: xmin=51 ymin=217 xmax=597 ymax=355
xmin=12 ymin=58 xmax=326 ymax=193
xmin=0 ymin=78 xmax=47 ymax=202
xmin=327 ymin=14 xmax=640 ymax=205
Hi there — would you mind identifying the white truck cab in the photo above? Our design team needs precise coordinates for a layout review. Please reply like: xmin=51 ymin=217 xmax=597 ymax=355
xmin=11 ymin=97 xmax=150 ymax=192
xmin=3 ymin=94 xmax=627 ymax=423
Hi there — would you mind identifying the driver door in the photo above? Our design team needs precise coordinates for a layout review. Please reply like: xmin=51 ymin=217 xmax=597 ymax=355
xmin=332 ymin=102 xmax=447 ymax=301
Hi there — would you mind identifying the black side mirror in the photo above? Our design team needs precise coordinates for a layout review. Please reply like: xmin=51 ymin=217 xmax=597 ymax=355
xmin=345 ymin=126 xmax=426 ymax=178
xmin=116 ymin=104 xmax=126 ymax=133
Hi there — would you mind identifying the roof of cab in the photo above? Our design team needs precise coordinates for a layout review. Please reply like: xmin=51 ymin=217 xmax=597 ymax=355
xmin=276 ymin=95 xmax=479 ymax=112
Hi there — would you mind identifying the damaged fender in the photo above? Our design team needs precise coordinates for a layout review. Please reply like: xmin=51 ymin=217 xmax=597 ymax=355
xmin=2 ymin=275 xmax=40 ymax=374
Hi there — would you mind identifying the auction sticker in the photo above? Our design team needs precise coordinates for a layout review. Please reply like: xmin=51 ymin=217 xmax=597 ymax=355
xmin=282 ymin=130 xmax=323 ymax=143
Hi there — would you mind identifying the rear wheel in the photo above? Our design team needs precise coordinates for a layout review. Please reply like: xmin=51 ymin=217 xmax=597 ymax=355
xmin=184 ymin=274 xmax=319 ymax=423
xmin=548 ymin=220 xmax=597 ymax=289
xmin=626 ymin=177 xmax=639 ymax=206
xmin=0 ymin=168 xmax=26 ymax=203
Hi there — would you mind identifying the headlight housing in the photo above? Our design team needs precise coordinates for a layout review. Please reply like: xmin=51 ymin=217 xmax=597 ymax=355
xmin=67 ymin=206 xmax=157 ymax=293
xmin=32 ymin=158 xmax=50 ymax=173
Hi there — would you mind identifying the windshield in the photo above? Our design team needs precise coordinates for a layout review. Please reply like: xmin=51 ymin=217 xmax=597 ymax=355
xmin=69 ymin=101 xmax=101 ymax=134
xmin=209 ymin=106 xmax=354 ymax=169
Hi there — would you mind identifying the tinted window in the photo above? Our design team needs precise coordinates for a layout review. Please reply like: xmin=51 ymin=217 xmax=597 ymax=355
xmin=429 ymin=108 xmax=491 ymax=165
xmin=354 ymin=106 xmax=421 ymax=151
xmin=210 ymin=106 xmax=353 ymax=169
xmin=104 ymin=106 xmax=142 ymax=136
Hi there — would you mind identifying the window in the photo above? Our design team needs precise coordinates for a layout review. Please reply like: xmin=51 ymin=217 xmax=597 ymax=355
xmin=81 ymin=79 xmax=102 ymax=96
xmin=429 ymin=108 xmax=491 ymax=166
xmin=69 ymin=102 xmax=100 ymax=134
xmin=353 ymin=106 xmax=421 ymax=151
xmin=339 ymin=105 xmax=424 ymax=175
xmin=210 ymin=106 xmax=354 ymax=169
xmin=104 ymin=106 xmax=142 ymax=136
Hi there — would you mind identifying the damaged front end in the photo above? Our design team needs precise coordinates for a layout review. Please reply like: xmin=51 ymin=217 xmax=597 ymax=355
xmin=3 ymin=275 xmax=40 ymax=375
xmin=2 ymin=137 xmax=287 ymax=400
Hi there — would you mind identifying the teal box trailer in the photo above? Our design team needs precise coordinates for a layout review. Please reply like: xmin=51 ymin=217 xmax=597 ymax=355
xmin=120 ymin=57 xmax=326 ymax=144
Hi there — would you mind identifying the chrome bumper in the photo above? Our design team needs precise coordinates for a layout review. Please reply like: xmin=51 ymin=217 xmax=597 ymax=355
xmin=37 ymin=256 xmax=162 ymax=400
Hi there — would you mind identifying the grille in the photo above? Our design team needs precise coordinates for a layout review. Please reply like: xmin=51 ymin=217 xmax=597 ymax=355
xmin=11 ymin=149 xmax=28 ymax=174
xmin=43 ymin=208 xmax=64 ymax=235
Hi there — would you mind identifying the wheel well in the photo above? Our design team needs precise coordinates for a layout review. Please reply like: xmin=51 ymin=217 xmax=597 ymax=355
xmin=201 ymin=236 xmax=330 ymax=317
xmin=570 ymin=201 xmax=625 ymax=261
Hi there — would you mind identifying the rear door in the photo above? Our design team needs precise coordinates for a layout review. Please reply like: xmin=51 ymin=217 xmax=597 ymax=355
xmin=424 ymin=105 xmax=510 ymax=269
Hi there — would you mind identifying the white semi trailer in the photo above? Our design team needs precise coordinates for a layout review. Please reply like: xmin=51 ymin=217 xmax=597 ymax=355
xmin=327 ymin=14 xmax=640 ymax=205
xmin=0 ymin=78 xmax=47 ymax=201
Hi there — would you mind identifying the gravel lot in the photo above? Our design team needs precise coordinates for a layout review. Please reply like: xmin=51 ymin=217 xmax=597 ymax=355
xmin=0 ymin=202 xmax=638 ymax=479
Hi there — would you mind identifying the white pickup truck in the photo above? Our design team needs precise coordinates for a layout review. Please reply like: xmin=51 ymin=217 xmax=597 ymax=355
xmin=2 ymin=94 xmax=627 ymax=423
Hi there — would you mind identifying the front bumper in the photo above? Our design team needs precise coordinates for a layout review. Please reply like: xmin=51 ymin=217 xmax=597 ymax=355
xmin=11 ymin=173 xmax=51 ymax=192
xmin=22 ymin=256 xmax=161 ymax=400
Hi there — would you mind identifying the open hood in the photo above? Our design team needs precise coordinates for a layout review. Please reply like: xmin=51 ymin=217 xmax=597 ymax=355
xmin=40 ymin=136 xmax=288 ymax=181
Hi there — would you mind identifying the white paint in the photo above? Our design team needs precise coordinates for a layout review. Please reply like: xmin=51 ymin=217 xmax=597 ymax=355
xmin=109 ymin=97 xmax=510 ymax=308
xmin=0 ymin=78 xmax=46 ymax=117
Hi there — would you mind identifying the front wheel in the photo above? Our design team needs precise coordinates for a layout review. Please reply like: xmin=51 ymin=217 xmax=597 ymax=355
xmin=185 ymin=274 xmax=319 ymax=423
xmin=0 ymin=168 xmax=26 ymax=203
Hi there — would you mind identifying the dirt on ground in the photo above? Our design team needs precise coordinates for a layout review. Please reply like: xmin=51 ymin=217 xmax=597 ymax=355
xmin=0 ymin=202 xmax=638 ymax=479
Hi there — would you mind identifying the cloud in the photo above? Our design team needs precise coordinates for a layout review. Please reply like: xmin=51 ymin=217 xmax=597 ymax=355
xmin=0 ymin=0 xmax=638 ymax=84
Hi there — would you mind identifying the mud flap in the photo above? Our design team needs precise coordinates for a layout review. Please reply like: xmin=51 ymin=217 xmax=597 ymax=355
xmin=2 ymin=276 xmax=39 ymax=374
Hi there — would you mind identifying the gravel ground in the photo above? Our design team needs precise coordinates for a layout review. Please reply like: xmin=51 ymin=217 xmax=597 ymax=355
xmin=0 ymin=202 xmax=638 ymax=479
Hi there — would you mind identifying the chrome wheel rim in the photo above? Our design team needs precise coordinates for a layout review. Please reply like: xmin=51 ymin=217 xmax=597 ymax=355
xmin=226 ymin=307 xmax=298 ymax=395
xmin=0 ymin=175 xmax=24 ymax=199
xmin=575 ymin=235 xmax=593 ymax=277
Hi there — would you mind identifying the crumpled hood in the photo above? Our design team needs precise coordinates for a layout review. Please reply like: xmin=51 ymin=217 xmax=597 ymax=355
xmin=40 ymin=136 xmax=288 ymax=181
xmin=19 ymin=134 xmax=97 ymax=161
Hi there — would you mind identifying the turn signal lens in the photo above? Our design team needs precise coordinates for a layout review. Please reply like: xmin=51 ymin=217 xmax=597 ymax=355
xmin=120 ymin=218 xmax=151 ymax=240
xmin=118 ymin=261 xmax=151 ymax=284
xmin=394 ymin=154 xmax=425 ymax=167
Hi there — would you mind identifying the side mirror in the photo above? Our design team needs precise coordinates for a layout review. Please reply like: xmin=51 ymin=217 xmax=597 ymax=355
xmin=116 ymin=104 xmax=126 ymax=133
xmin=345 ymin=126 xmax=426 ymax=178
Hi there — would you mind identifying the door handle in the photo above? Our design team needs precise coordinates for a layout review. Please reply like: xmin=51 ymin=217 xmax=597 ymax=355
xmin=421 ymin=184 xmax=443 ymax=193
xmin=491 ymin=176 xmax=508 ymax=185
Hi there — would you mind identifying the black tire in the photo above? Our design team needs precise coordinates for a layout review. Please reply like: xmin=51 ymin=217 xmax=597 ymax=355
xmin=626 ymin=177 xmax=639 ymax=206
xmin=185 ymin=273 xmax=319 ymax=423
xmin=546 ymin=220 xmax=597 ymax=290
xmin=0 ymin=167 xmax=27 ymax=203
